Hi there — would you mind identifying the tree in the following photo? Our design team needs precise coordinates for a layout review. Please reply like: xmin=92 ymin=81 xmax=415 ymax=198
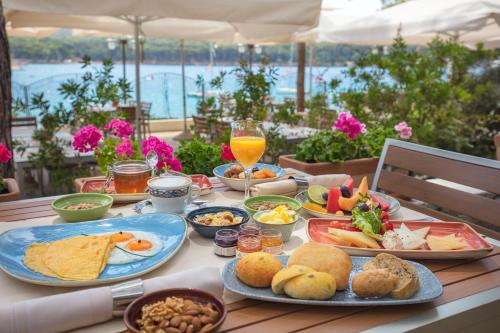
xmin=0 ymin=0 xmax=13 ymax=177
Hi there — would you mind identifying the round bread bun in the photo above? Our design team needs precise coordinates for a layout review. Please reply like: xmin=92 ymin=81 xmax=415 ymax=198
xmin=271 ymin=265 xmax=315 ymax=295
xmin=352 ymin=269 xmax=399 ymax=298
xmin=288 ymin=242 xmax=352 ymax=290
xmin=283 ymin=271 xmax=336 ymax=300
xmin=235 ymin=252 xmax=282 ymax=288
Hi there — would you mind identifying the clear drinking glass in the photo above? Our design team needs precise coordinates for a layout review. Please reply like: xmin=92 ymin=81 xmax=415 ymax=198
xmin=230 ymin=120 xmax=266 ymax=199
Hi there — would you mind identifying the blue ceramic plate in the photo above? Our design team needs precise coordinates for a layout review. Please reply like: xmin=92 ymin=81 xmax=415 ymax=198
xmin=223 ymin=255 xmax=443 ymax=306
xmin=0 ymin=213 xmax=187 ymax=287
xmin=213 ymin=163 xmax=285 ymax=191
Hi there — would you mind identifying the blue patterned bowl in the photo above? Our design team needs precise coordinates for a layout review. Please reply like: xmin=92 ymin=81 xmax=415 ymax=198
xmin=186 ymin=206 xmax=249 ymax=238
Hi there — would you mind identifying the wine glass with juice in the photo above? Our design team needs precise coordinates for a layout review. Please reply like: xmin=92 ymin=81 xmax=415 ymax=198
xmin=230 ymin=120 xmax=266 ymax=199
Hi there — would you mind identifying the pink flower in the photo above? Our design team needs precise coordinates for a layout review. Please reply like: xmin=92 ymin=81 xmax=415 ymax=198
xmin=115 ymin=138 xmax=135 ymax=157
xmin=167 ymin=156 xmax=183 ymax=172
xmin=0 ymin=143 xmax=12 ymax=163
xmin=333 ymin=111 xmax=366 ymax=139
xmin=72 ymin=125 xmax=103 ymax=153
xmin=394 ymin=121 xmax=412 ymax=139
xmin=220 ymin=143 xmax=235 ymax=161
xmin=141 ymin=136 xmax=180 ymax=171
xmin=104 ymin=118 xmax=133 ymax=138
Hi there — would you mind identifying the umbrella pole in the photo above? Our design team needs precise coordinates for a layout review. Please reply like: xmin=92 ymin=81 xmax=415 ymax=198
xmin=174 ymin=39 xmax=192 ymax=141
xmin=308 ymin=44 xmax=314 ymax=97
xmin=133 ymin=17 xmax=142 ymax=141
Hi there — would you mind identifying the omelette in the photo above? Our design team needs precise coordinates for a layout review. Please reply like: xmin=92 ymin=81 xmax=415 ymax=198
xmin=23 ymin=235 xmax=114 ymax=281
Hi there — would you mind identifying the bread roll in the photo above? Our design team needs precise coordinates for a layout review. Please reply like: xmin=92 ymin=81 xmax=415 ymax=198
xmin=352 ymin=269 xmax=399 ymax=298
xmin=283 ymin=271 xmax=336 ymax=300
xmin=363 ymin=253 xmax=419 ymax=299
xmin=271 ymin=265 xmax=315 ymax=295
xmin=287 ymin=242 xmax=352 ymax=290
xmin=235 ymin=252 xmax=282 ymax=288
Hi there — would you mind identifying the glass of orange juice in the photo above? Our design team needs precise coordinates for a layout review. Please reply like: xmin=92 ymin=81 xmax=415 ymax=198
xmin=230 ymin=120 xmax=266 ymax=199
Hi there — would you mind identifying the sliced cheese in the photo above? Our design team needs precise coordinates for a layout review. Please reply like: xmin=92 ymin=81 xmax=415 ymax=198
xmin=412 ymin=226 xmax=430 ymax=239
xmin=320 ymin=232 xmax=353 ymax=247
xmin=328 ymin=228 xmax=381 ymax=249
xmin=395 ymin=223 xmax=427 ymax=250
xmin=427 ymin=235 xmax=466 ymax=251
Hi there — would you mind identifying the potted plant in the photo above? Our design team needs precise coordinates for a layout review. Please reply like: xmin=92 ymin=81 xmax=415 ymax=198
xmin=279 ymin=112 xmax=412 ymax=183
xmin=174 ymin=137 xmax=232 ymax=176
xmin=0 ymin=143 xmax=21 ymax=202
xmin=72 ymin=118 xmax=182 ymax=191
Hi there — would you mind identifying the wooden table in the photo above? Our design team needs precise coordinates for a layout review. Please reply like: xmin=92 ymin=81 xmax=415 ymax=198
xmin=1 ymin=171 xmax=499 ymax=333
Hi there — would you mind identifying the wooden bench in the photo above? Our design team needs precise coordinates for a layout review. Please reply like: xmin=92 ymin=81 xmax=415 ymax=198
xmin=214 ymin=120 xmax=231 ymax=138
xmin=11 ymin=117 xmax=37 ymax=127
xmin=192 ymin=115 xmax=212 ymax=141
xmin=372 ymin=139 xmax=500 ymax=238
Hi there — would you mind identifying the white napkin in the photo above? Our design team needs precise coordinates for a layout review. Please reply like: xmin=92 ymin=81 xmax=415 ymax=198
xmin=0 ymin=266 xmax=222 ymax=333
xmin=251 ymin=174 xmax=351 ymax=196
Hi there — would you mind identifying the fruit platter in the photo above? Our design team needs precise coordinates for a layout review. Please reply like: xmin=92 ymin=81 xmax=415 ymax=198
xmin=296 ymin=176 xmax=400 ymax=220
xmin=307 ymin=215 xmax=494 ymax=259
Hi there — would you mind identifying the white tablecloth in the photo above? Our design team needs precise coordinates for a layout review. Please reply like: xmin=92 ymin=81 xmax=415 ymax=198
xmin=0 ymin=190 xmax=429 ymax=333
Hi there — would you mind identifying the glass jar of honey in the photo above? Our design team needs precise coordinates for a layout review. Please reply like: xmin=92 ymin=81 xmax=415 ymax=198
xmin=261 ymin=229 xmax=283 ymax=255
xmin=214 ymin=229 xmax=238 ymax=257
xmin=239 ymin=224 xmax=261 ymax=236
xmin=236 ymin=234 xmax=262 ymax=257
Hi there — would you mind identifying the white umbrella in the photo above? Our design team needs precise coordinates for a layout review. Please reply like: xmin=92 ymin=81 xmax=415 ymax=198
xmin=5 ymin=0 xmax=322 ymax=139
xmin=323 ymin=0 xmax=500 ymax=46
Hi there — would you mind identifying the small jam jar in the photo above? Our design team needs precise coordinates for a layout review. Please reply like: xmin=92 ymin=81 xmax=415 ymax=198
xmin=236 ymin=234 xmax=262 ymax=257
xmin=214 ymin=229 xmax=239 ymax=257
xmin=239 ymin=224 xmax=261 ymax=236
xmin=261 ymin=229 xmax=284 ymax=255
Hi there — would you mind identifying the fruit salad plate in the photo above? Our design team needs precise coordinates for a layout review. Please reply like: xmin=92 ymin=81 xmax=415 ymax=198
xmin=296 ymin=190 xmax=400 ymax=220
xmin=0 ymin=213 xmax=187 ymax=287
xmin=223 ymin=255 xmax=443 ymax=306
xmin=307 ymin=219 xmax=494 ymax=259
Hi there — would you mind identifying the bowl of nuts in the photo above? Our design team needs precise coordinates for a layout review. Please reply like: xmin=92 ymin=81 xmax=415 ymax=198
xmin=124 ymin=288 xmax=227 ymax=333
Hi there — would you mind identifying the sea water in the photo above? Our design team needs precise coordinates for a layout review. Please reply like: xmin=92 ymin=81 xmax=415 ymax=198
xmin=12 ymin=64 xmax=351 ymax=119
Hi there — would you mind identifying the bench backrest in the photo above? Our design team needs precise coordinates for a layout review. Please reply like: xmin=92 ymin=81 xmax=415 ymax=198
xmin=11 ymin=117 xmax=37 ymax=127
xmin=192 ymin=116 xmax=210 ymax=135
xmin=372 ymin=139 xmax=500 ymax=233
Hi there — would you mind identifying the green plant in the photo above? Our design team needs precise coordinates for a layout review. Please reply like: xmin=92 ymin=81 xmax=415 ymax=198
xmin=175 ymin=137 xmax=225 ymax=175
xmin=27 ymin=93 xmax=77 ymax=192
xmin=210 ymin=58 xmax=277 ymax=121
xmin=305 ymin=93 xmax=336 ymax=129
xmin=295 ymin=112 xmax=399 ymax=163
xmin=295 ymin=131 xmax=367 ymax=163
xmin=94 ymin=137 xmax=142 ymax=173
xmin=263 ymin=125 xmax=289 ymax=164
xmin=330 ymin=36 xmax=496 ymax=157
xmin=58 ymin=56 xmax=131 ymax=128
xmin=272 ymin=100 xmax=302 ymax=126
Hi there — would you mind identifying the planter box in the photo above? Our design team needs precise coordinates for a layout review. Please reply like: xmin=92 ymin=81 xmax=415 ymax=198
xmin=279 ymin=155 xmax=379 ymax=185
xmin=0 ymin=178 xmax=21 ymax=202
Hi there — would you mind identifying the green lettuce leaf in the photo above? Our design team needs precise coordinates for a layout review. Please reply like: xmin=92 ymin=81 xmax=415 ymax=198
xmin=351 ymin=207 xmax=383 ymax=241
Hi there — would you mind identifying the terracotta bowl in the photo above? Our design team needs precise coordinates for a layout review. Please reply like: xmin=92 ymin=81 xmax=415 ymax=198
xmin=124 ymin=288 xmax=227 ymax=333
